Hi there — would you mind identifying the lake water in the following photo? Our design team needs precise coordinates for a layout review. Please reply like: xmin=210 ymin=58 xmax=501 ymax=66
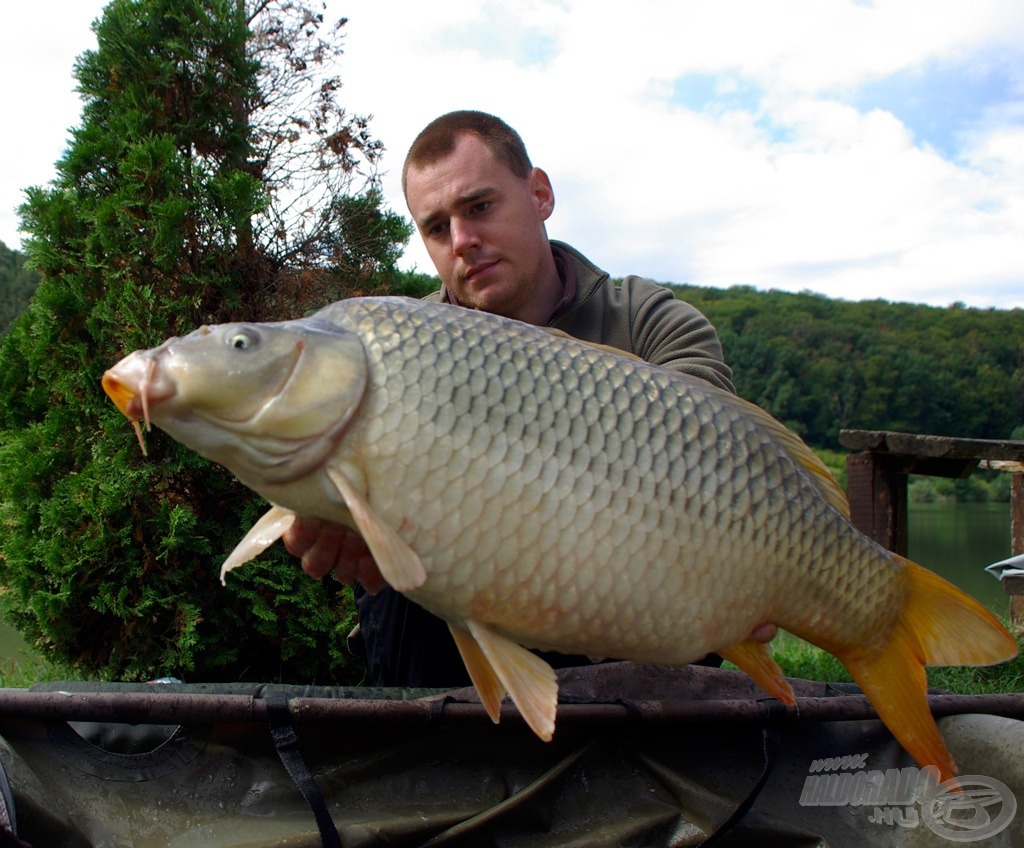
xmin=0 ymin=502 xmax=1015 ymax=671
xmin=907 ymin=501 xmax=1013 ymax=615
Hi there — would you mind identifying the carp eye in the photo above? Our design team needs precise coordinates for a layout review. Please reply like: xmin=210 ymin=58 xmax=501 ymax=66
xmin=227 ymin=329 xmax=259 ymax=350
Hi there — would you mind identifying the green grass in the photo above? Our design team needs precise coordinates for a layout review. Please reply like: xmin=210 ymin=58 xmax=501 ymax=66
xmin=0 ymin=652 xmax=78 ymax=689
xmin=767 ymin=626 xmax=1024 ymax=695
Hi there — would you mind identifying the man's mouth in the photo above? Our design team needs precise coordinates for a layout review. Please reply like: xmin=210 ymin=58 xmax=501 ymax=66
xmin=463 ymin=260 xmax=499 ymax=285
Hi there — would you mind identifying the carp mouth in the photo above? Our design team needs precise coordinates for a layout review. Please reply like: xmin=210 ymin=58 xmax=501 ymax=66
xmin=102 ymin=354 xmax=175 ymax=455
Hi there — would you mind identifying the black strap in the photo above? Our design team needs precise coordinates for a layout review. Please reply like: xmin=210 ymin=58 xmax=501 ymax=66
xmin=265 ymin=696 xmax=343 ymax=848
xmin=698 ymin=701 xmax=785 ymax=846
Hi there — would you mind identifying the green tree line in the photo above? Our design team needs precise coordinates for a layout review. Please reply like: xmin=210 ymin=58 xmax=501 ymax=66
xmin=0 ymin=241 xmax=39 ymax=334
xmin=672 ymin=284 xmax=1023 ymax=449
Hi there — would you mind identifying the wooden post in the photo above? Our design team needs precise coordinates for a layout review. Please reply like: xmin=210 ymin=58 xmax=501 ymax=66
xmin=1012 ymin=473 xmax=1024 ymax=627
xmin=845 ymin=451 xmax=908 ymax=556
xmin=840 ymin=430 xmax=1024 ymax=624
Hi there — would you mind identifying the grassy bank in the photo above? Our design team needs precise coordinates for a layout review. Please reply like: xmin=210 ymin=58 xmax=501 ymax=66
xmin=771 ymin=626 xmax=1024 ymax=695
xmin=3 ymin=626 xmax=1023 ymax=695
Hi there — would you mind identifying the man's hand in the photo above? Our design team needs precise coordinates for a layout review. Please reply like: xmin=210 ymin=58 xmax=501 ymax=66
xmin=283 ymin=517 xmax=388 ymax=594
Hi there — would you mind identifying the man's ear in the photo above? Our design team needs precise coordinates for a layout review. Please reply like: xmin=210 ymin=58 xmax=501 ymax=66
xmin=530 ymin=167 xmax=555 ymax=221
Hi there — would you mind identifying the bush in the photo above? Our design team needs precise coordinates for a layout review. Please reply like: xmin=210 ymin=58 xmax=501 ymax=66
xmin=0 ymin=0 xmax=407 ymax=684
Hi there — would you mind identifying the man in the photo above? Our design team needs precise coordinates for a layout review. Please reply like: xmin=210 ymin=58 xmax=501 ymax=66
xmin=287 ymin=111 xmax=772 ymax=686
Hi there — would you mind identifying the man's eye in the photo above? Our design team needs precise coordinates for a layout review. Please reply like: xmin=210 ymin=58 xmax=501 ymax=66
xmin=470 ymin=201 xmax=491 ymax=215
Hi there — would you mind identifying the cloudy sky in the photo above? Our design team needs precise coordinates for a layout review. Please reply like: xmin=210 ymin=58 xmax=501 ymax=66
xmin=2 ymin=1 xmax=1022 ymax=308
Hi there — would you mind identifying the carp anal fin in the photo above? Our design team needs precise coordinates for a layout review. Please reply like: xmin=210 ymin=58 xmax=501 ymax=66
xmin=455 ymin=619 xmax=559 ymax=741
xmin=325 ymin=464 xmax=427 ymax=592
xmin=718 ymin=638 xmax=795 ymax=705
xmin=220 ymin=505 xmax=296 ymax=585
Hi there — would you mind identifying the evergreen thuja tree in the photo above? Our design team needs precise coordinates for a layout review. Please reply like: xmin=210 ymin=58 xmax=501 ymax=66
xmin=0 ymin=0 xmax=403 ymax=683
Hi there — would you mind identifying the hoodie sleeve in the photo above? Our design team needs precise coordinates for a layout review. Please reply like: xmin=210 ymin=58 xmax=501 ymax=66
xmin=622 ymin=277 xmax=736 ymax=393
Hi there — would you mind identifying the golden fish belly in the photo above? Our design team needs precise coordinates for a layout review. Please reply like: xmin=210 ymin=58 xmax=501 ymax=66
xmin=324 ymin=299 xmax=904 ymax=663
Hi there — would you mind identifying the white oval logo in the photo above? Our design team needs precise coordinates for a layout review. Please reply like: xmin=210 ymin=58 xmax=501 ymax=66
xmin=921 ymin=775 xmax=1017 ymax=842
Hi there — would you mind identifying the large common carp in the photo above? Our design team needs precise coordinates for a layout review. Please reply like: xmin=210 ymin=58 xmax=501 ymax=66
xmin=102 ymin=297 xmax=1016 ymax=782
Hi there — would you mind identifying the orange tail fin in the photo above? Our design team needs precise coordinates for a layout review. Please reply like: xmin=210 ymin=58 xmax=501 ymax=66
xmin=837 ymin=557 xmax=1017 ymax=783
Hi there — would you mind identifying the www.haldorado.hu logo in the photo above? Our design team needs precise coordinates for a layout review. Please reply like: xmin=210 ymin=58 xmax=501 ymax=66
xmin=799 ymin=754 xmax=1016 ymax=842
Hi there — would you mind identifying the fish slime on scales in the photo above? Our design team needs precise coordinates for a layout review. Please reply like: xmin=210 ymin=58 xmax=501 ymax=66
xmin=102 ymin=296 xmax=1017 ymax=783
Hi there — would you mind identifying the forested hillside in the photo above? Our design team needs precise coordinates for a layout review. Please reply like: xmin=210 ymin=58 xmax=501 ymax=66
xmin=0 ymin=240 xmax=39 ymax=334
xmin=676 ymin=284 xmax=1023 ymax=450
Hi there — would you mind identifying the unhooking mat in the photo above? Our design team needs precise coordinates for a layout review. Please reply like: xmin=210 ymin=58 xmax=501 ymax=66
xmin=0 ymin=663 xmax=1020 ymax=847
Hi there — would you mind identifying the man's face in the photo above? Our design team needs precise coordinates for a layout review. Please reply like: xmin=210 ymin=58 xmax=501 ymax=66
xmin=405 ymin=133 xmax=555 ymax=320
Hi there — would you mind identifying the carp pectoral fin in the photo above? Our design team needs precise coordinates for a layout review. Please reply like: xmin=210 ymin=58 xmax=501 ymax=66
xmin=326 ymin=465 xmax=427 ymax=592
xmin=837 ymin=556 xmax=1017 ymax=785
xmin=462 ymin=619 xmax=559 ymax=742
xmin=448 ymin=623 xmax=506 ymax=723
xmin=718 ymin=639 xmax=795 ymax=705
xmin=220 ymin=505 xmax=296 ymax=585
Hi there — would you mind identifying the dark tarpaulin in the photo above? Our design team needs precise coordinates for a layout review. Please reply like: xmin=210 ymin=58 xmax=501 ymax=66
xmin=0 ymin=663 xmax=1020 ymax=847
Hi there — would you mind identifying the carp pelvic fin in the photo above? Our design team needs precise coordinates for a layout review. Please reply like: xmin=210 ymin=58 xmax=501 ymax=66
xmin=326 ymin=464 xmax=427 ymax=592
xmin=458 ymin=619 xmax=559 ymax=741
xmin=718 ymin=638 xmax=796 ymax=705
xmin=837 ymin=556 xmax=1018 ymax=784
xmin=220 ymin=505 xmax=296 ymax=585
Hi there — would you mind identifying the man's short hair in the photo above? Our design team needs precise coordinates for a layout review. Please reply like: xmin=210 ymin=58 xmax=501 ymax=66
xmin=402 ymin=111 xmax=533 ymax=196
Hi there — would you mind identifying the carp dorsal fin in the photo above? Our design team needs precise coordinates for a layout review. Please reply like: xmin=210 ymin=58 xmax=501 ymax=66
xmin=716 ymin=391 xmax=850 ymax=519
xmin=718 ymin=637 xmax=795 ymax=706
xmin=455 ymin=619 xmax=558 ymax=742
xmin=537 ymin=326 xmax=848 ymax=518
xmin=536 ymin=327 xmax=647 ymax=363
xmin=325 ymin=463 xmax=427 ymax=592
xmin=220 ymin=505 xmax=297 ymax=585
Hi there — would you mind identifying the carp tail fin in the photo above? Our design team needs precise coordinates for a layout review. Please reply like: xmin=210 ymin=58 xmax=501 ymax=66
xmin=838 ymin=557 xmax=1017 ymax=784
xmin=895 ymin=557 xmax=1017 ymax=668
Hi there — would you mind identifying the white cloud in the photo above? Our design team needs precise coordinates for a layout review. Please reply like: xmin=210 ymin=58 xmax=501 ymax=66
xmin=0 ymin=2 xmax=105 ymax=245
xmin=1 ymin=0 xmax=1021 ymax=308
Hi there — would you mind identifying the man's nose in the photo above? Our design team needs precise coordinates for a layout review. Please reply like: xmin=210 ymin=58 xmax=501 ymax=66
xmin=450 ymin=217 xmax=480 ymax=255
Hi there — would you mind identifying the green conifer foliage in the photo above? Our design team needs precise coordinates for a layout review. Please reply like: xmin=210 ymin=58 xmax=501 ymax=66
xmin=0 ymin=0 xmax=406 ymax=683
